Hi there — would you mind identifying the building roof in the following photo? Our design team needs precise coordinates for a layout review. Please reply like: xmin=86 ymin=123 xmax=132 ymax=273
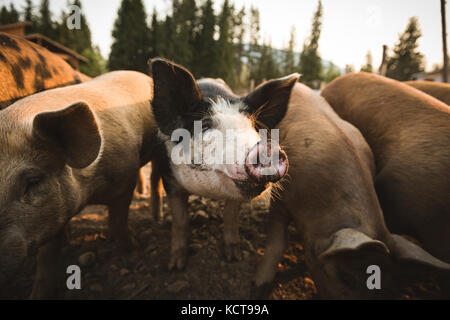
xmin=0 ymin=21 xmax=31 ymax=31
xmin=25 ymin=33 xmax=88 ymax=63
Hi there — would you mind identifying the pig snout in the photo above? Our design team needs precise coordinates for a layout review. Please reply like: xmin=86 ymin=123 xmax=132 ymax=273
xmin=245 ymin=140 xmax=288 ymax=183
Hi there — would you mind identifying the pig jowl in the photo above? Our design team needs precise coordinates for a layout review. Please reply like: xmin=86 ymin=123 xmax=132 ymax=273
xmin=149 ymin=58 xmax=298 ymax=269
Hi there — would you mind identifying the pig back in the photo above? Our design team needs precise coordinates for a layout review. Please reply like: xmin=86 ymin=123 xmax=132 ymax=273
xmin=0 ymin=33 xmax=83 ymax=109
xmin=405 ymin=80 xmax=450 ymax=105
xmin=276 ymin=83 xmax=387 ymax=241
xmin=321 ymin=72 xmax=450 ymax=172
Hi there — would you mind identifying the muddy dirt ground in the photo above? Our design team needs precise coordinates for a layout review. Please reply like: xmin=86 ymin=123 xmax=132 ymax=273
xmin=0 ymin=164 xmax=445 ymax=300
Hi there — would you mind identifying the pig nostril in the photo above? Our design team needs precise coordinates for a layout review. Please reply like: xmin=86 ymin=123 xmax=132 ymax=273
xmin=245 ymin=141 xmax=288 ymax=182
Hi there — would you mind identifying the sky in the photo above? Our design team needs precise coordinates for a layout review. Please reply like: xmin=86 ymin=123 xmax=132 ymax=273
xmin=2 ymin=0 xmax=448 ymax=71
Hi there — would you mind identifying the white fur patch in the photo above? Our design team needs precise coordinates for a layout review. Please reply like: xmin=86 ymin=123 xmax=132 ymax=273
xmin=167 ymin=99 xmax=263 ymax=200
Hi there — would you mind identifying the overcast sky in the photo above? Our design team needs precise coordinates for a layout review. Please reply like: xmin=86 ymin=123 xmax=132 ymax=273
xmin=2 ymin=0 xmax=448 ymax=71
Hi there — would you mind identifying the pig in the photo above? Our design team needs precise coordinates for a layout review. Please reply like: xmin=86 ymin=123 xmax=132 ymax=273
xmin=149 ymin=58 xmax=297 ymax=270
xmin=405 ymin=80 xmax=450 ymax=105
xmin=254 ymin=81 xmax=450 ymax=299
xmin=321 ymin=72 xmax=450 ymax=264
xmin=0 ymin=32 xmax=148 ymax=200
xmin=0 ymin=33 xmax=84 ymax=109
xmin=0 ymin=70 xmax=158 ymax=298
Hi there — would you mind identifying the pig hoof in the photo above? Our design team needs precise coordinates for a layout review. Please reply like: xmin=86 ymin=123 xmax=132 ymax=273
xmin=168 ymin=248 xmax=188 ymax=271
xmin=251 ymin=282 xmax=274 ymax=300
xmin=224 ymin=243 xmax=242 ymax=262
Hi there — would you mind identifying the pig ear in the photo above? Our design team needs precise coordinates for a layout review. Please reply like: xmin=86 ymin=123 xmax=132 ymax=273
xmin=32 ymin=101 xmax=101 ymax=169
xmin=390 ymin=234 xmax=450 ymax=276
xmin=319 ymin=228 xmax=390 ymax=260
xmin=244 ymin=73 xmax=300 ymax=128
xmin=149 ymin=58 xmax=203 ymax=135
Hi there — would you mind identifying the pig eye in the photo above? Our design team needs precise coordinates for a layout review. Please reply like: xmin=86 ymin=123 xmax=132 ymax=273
xmin=24 ymin=175 xmax=45 ymax=195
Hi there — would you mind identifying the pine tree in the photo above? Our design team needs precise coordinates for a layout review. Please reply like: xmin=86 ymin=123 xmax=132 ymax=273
xmin=149 ymin=8 xmax=164 ymax=58
xmin=60 ymin=0 xmax=92 ymax=53
xmin=162 ymin=14 xmax=175 ymax=60
xmin=298 ymin=0 xmax=323 ymax=88
xmin=80 ymin=46 xmax=108 ymax=77
xmin=216 ymin=0 xmax=235 ymax=85
xmin=108 ymin=0 xmax=151 ymax=73
xmin=192 ymin=0 xmax=217 ymax=77
xmin=233 ymin=5 xmax=246 ymax=86
xmin=386 ymin=17 xmax=424 ymax=81
xmin=23 ymin=0 xmax=38 ymax=33
xmin=171 ymin=0 xmax=198 ymax=68
xmin=360 ymin=51 xmax=373 ymax=72
xmin=0 ymin=4 xmax=19 ymax=24
xmin=37 ymin=0 xmax=57 ymax=40
xmin=247 ymin=6 xmax=260 ymax=85
xmin=284 ymin=26 xmax=297 ymax=75
xmin=321 ymin=61 xmax=341 ymax=83
xmin=8 ymin=3 xmax=20 ymax=23
xmin=256 ymin=40 xmax=280 ymax=83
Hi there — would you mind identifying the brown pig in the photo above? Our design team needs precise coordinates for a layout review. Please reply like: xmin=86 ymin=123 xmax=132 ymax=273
xmin=254 ymin=82 xmax=450 ymax=299
xmin=322 ymin=73 xmax=450 ymax=263
xmin=0 ymin=33 xmax=84 ymax=109
xmin=0 ymin=71 xmax=157 ymax=298
xmin=405 ymin=80 xmax=450 ymax=105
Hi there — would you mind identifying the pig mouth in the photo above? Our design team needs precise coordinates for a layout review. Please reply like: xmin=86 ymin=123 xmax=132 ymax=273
xmin=233 ymin=179 xmax=271 ymax=199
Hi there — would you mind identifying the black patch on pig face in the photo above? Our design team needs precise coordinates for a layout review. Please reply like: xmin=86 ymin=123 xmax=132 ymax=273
xmin=0 ymin=52 xmax=7 ymax=62
xmin=243 ymin=74 xmax=300 ymax=129
xmin=0 ymin=34 xmax=21 ymax=52
xmin=10 ymin=64 xmax=25 ymax=90
xmin=150 ymin=58 xmax=211 ymax=136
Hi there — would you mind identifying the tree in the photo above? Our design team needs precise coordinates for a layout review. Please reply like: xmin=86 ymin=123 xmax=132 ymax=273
xmin=58 ymin=0 xmax=92 ymax=54
xmin=37 ymin=0 xmax=57 ymax=40
xmin=108 ymin=0 xmax=151 ymax=73
xmin=171 ymin=0 xmax=198 ymax=67
xmin=80 ymin=46 xmax=108 ymax=77
xmin=386 ymin=17 xmax=424 ymax=81
xmin=257 ymin=40 xmax=280 ymax=82
xmin=216 ymin=0 xmax=236 ymax=85
xmin=149 ymin=8 xmax=164 ymax=59
xmin=284 ymin=26 xmax=297 ymax=75
xmin=360 ymin=51 xmax=374 ymax=73
xmin=321 ymin=62 xmax=341 ymax=83
xmin=298 ymin=0 xmax=323 ymax=88
xmin=247 ymin=6 xmax=261 ymax=85
xmin=192 ymin=0 xmax=217 ymax=78
xmin=233 ymin=5 xmax=246 ymax=85
xmin=0 ymin=4 xmax=20 ymax=24
xmin=23 ymin=0 xmax=38 ymax=33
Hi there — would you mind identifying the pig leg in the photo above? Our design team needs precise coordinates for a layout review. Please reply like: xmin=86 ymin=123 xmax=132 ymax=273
xmin=30 ymin=231 xmax=64 ymax=299
xmin=150 ymin=160 xmax=164 ymax=222
xmin=253 ymin=201 xmax=290 ymax=298
xmin=223 ymin=200 xmax=242 ymax=262
xmin=133 ymin=168 xmax=146 ymax=199
xmin=107 ymin=188 xmax=136 ymax=250
xmin=167 ymin=190 xmax=189 ymax=271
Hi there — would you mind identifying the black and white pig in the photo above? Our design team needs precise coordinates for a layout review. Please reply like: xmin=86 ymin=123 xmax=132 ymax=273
xmin=149 ymin=58 xmax=298 ymax=270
